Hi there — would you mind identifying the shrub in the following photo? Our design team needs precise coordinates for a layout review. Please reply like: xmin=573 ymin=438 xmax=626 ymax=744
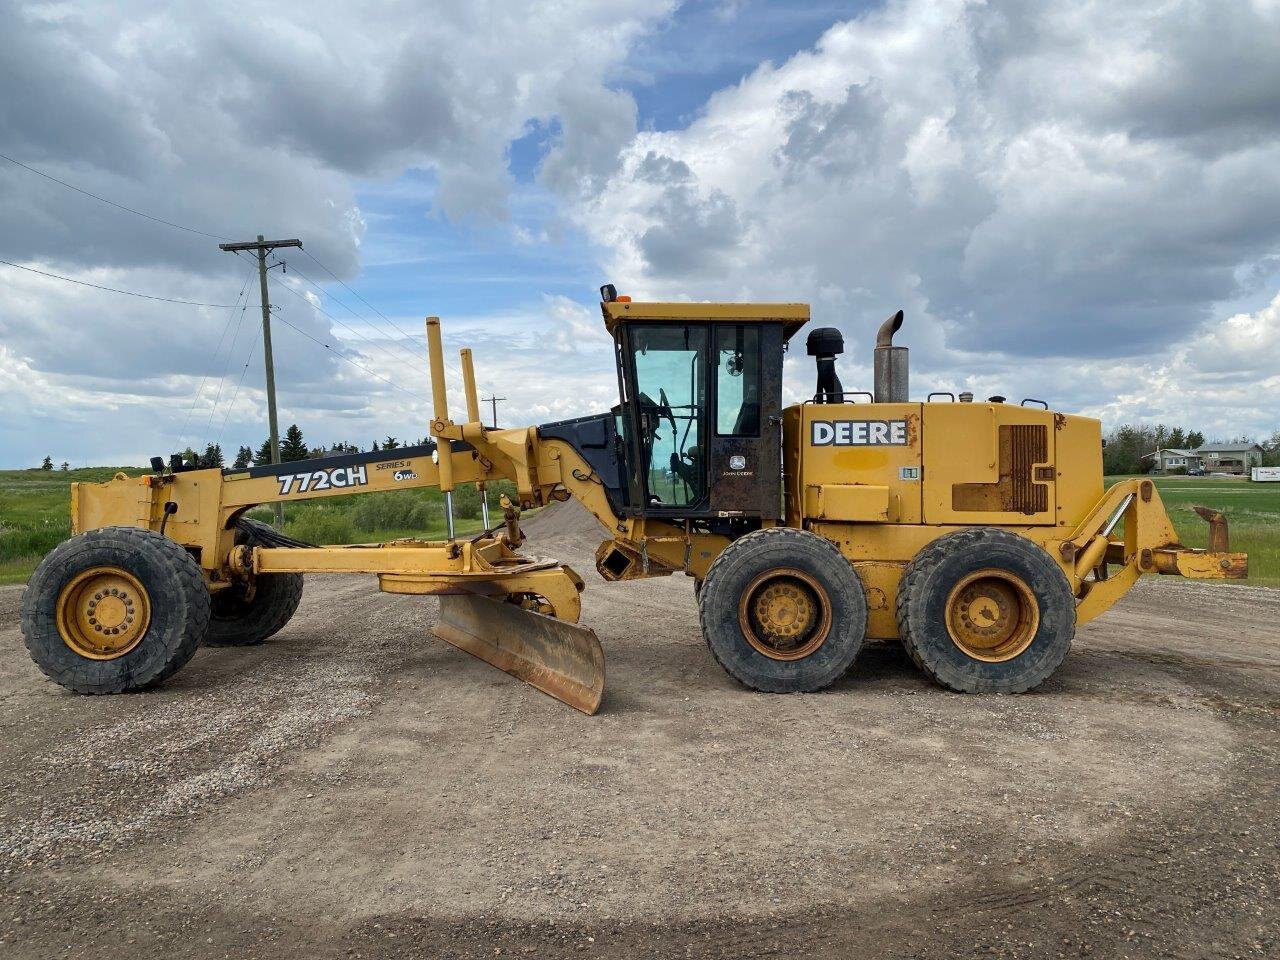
xmin=350 ymin=492 xmax=436 ymax=532
xmin=285 ymin=510 xmax=355 ymax=545
xmin=245 ymin=506 xmax=277 ymax=525
xmin=450 ymin=484 xmax=483 ymax=520
xmin=448 ymin=481 xmax=517 ymax=523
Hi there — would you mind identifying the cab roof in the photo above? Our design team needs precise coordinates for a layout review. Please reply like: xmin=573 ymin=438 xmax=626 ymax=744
xmin=600 ymin=300 xmax=810 ymax=341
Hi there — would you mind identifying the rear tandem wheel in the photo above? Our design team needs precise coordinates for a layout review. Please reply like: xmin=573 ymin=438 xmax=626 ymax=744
xmin=205 ymin=519 xmax=304 ymax=646
xmin=897 ymin=528 xmax=1076 ymax=693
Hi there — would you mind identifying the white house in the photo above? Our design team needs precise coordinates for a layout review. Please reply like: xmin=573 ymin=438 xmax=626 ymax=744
xmin=1142 ymin=448 xmax=1201 ymax=473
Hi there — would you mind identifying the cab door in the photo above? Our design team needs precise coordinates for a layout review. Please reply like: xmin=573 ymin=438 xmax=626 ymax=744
xmin=620 ymin=323 xmax=710 ymax=515
xmin=708 ymin=323 xmax=784 ymax=519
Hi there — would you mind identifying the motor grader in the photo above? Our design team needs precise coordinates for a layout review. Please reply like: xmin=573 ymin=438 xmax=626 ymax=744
xmin=21 ymin=288 xmax=1247 ymax=713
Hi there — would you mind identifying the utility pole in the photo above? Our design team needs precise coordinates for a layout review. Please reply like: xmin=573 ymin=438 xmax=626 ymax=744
xmin=481 ymin=395 xmax=506 ymax=429
xmin=218 ymin=235 xmax=302 ymax=528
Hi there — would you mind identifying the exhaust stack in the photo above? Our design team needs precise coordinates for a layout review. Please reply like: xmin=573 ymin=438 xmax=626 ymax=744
xmin=873 ymin=310 xmax=908 ymax=403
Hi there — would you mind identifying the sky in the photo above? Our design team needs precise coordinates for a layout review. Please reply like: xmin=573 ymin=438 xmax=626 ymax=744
xmin=2 ymin=0 xmax=1279 ymax=468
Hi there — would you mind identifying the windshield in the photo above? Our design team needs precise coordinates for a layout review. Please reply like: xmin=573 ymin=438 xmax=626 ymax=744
xmin=628 ymin=325 xmax=707 ymax=507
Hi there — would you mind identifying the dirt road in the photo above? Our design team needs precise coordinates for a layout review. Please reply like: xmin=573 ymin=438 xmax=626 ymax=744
xmin=2 ymin=501 xmax=1277 ymax=958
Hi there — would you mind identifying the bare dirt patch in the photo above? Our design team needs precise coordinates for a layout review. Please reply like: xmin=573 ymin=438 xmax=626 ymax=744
xmin=1 ymin=501 xmax=1277 ymax=958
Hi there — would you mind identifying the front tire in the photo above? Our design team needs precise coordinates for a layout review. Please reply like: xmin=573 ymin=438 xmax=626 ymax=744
xmin=20 ymin=527 xmax=210 ymax=694
xmin=699 ymin=528 xmax=867 ymax=693
xmin=897 ymin=528 xmax=1075 ymax=693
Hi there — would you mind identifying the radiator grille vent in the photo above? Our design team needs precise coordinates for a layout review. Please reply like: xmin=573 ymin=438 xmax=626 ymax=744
xmin=952 ymin=424 xmax=1050 ymax=515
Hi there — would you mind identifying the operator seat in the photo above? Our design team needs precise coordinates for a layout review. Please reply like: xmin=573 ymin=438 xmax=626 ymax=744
xmin=731 ymin=381 xmax=760 ymax=435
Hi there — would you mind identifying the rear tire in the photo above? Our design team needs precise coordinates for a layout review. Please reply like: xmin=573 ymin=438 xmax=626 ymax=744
xmin=204 ymin=520 xmax=304 ymax=646
xmin=20 ymin=526 xmax=210 ymax=694
xmin=699 ymin=528 xmax=867 ymax=693
xmin=206 ymin=573 xmax=304 ymax=646
xmin=897 ymin=528 xmax=1075 ymax=693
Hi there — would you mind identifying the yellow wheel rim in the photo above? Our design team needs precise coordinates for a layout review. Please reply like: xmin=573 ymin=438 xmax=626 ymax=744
xmin=56 ymin=566 xmax=151 ymax=660
xmin=738 ymin=568 xmax=832 ymax=661
xmin=945 ymin=568 xmax=1038 ymax=663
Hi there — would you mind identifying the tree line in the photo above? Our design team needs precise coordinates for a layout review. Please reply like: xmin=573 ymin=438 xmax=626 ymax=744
xmin=1103 ymin=423 xmax=1280 ymax=475
xmin=36 ymin=425 xmax=437 ymax=472
xmin=216 ymin=425 xmax=435 ymax=470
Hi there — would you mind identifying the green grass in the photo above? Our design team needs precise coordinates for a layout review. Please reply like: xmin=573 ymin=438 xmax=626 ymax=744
xmin=0 ymin=467 xmax=141 ymax=584
xmin=0 ymin=468 xmax=512 ymax=585
xmin=1104 ymin=474 xmax=1280 ymax=586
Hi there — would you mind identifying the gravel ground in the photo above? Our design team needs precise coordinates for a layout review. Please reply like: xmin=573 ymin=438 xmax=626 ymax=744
xmin=1 ymin=500 xmax=1277 ymax=959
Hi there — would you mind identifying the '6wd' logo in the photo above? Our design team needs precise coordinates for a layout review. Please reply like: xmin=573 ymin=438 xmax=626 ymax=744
xmin=277 ymin=465 xmax=368 ymax=496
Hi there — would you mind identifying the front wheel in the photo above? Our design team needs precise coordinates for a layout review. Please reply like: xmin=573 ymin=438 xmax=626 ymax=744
xmin=699 ymin=528 xmax=867 ymax=693
xmin=20 ymin=527 xmax=210 ymax=693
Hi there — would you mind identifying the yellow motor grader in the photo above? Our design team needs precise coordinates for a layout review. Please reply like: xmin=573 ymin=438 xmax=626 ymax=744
xmin=21 ymin=288 xmax=1247 ymax=713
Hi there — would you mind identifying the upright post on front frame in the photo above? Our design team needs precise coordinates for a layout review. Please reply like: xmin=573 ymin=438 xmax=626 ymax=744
xmin=425 ymin=317 xmax=456 ymax=540
xmin=460 ymin=348 xmax=481 ymax=425
xmin=459 ymin=347 xmax=491 ymax=528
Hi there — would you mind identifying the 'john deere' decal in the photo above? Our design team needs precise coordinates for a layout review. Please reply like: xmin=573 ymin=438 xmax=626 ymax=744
xmin=277 ymin=465 xmax=368 ymax=496
xmin=810 ymin=420 xmax=908 ymax=447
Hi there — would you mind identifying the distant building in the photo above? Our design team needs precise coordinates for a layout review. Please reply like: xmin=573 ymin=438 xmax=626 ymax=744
xmin=1194 ymin=443 xmax=1265 ymax=476
xmin=1142 ymin=448 xmax=1201 ymax=474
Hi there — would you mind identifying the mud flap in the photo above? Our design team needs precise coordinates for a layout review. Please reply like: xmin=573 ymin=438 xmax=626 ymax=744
xmin=433 ymin=594 xmax=606 ymax=715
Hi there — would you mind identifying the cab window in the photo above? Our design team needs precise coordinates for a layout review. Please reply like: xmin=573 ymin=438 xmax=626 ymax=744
xmin=715 ymin=325 xmax=760 ymax=436
xmin=628 ymin=325 xmax=707 ymax=507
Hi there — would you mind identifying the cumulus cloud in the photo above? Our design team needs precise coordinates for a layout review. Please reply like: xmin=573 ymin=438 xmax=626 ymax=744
xmin=565 ymin=0 xmax=1280 ymax=434
xmin=0 ymin=0 xmax=672 ymax=464
xmin=4 ymin=0 xmax=1280 ymax=466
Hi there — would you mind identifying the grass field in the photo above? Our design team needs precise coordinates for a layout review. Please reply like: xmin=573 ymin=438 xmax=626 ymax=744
xmin=0 ymin=468 xmax=497 ymax=585
xmin=2 ymin=469 xmax=1276 ymax=586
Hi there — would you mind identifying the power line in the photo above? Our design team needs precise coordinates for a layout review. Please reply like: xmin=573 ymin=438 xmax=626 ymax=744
xmin=214 ymin=336 xmax=260 ymax=451
xmin=0 ymin=152 xmax=231 ymax=241
xmin=176 ymin=268 xmax=256 ymax=449
xmin=273 ymin=260 xmax=432 ymax=380
xmin=287 ymin=258 xmax=431 ymax=367
xmin=200 ymin=288 xmax=255 ymax=447
xmin=3 ymin=151 xmax=470 ymax=414
xmin=295 ymin=247 xmax=472 ymax=386
xmin=0 ymin=258 xmax=257 ymax=308
xmin=2 ymin=152 xmax=471 ymax=395
xmin=260 ymin=266 xmax=428 ymax=386
xmin=262 ymin=288 xmax=430 ymax=402
xmin=300 ymin=247 xmax=403 ymax=331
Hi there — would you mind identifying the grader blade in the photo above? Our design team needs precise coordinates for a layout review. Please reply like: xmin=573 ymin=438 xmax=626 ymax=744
xmin=434 ymin=594 xmax=606 ymax=715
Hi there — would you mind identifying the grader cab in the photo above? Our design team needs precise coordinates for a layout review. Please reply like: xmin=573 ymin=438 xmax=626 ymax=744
xmin=21 ymin=290 xmax=1247 ymax=714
